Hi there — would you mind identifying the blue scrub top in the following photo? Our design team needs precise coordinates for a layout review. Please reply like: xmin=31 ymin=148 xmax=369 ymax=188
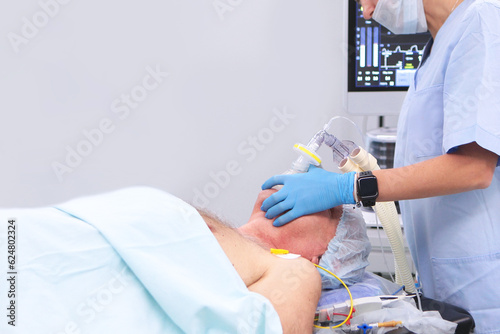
xmin=394 ymin=0 xmax=500 ymax=332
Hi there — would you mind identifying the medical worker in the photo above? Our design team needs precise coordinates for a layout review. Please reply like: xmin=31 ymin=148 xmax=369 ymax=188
xmin=261 ymin=0 xmax=500 ymax=332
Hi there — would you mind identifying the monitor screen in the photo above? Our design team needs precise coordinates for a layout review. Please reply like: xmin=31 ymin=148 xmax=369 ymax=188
xmin=344 ymin=2 xmax=431 ymax=115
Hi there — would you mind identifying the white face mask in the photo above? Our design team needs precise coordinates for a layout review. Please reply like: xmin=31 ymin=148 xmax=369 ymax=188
xmin=372 ymin=0 xmax=428 ymax=34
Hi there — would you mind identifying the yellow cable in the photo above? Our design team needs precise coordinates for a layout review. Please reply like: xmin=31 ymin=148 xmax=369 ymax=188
xmin=268 ymin=249 xmax=353 ymax=329
xmin=313 ymin=264 xmax=354 ymax=329
xmin=270 ymin=248 xmax=289 ymax=255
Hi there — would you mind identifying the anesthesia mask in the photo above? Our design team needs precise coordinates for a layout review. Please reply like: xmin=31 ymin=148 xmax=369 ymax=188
xmin=372 ymin=0 xmax=428 ymax=34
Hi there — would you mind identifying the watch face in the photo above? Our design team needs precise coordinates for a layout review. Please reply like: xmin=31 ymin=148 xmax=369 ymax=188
xmin=359 ymin=176 xmax=378 ymax=198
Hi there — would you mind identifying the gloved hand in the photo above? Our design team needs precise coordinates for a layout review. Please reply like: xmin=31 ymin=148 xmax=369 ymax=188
xmin=261 ymin=165 xmax=356 ymax=227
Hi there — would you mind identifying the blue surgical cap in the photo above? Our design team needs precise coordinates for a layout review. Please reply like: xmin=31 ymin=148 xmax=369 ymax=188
xmin=318 ymin=206 xmax=371 ymax=290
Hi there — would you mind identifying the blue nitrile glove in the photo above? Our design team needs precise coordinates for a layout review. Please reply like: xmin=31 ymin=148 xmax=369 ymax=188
xmin=261 ymin=166 xmax=356 ymax=227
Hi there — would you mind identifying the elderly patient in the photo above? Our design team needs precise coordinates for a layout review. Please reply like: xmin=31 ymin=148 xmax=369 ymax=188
xmin=1 ymin=187 xmax=335 ymax=334
xmin=196 ymin=188 xmax=366 ymax=333
xmin=191 ymin=188 xmax=347 ymax=333
xmin=196 ymin=206 xmax=322 ymax=334
xmin=0 ymin=187 xmax=369 ymax=334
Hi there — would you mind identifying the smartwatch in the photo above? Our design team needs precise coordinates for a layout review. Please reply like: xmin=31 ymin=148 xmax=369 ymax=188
xmin=356 ymin=171 xmax=378 ymax=207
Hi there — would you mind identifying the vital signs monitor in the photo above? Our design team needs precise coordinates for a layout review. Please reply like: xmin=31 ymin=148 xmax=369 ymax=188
xmin=344 ymin=2 xmax=431 ymax=115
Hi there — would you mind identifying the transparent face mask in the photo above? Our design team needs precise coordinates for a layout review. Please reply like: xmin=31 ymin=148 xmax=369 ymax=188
xmin=371 ymin=0 xmax=428 ymax=35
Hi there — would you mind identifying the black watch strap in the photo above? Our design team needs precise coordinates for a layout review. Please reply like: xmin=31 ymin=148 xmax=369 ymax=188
xmin=356 ymin=171 xmax=378 ymax=207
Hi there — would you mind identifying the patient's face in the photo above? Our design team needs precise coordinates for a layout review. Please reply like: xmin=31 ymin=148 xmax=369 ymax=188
xmin=241 ymin=189 xmax=340 ymax=264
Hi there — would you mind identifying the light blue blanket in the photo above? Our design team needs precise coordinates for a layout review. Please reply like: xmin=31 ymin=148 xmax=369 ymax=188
xmin=0 ymin=187 xmax=281 ymax=334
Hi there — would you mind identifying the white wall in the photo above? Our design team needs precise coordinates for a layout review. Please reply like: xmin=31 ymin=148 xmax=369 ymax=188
xmin=0 ymin=0 xmax=390 ymax=225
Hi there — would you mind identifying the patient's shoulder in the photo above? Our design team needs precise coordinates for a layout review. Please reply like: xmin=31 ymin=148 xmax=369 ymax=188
xmin=250 ymin=257 xmax=321 ymax=333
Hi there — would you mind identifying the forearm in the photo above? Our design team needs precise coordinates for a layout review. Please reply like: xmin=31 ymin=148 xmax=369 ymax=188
xmin=373 ymin=142 xmax=497 ymax=202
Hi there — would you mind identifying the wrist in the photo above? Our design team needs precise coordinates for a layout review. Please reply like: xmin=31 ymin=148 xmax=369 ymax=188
xmin=344 ymin=171 xmax=357 ymax=205
xmin=353 ymin=172 xmax=359 ymax=204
